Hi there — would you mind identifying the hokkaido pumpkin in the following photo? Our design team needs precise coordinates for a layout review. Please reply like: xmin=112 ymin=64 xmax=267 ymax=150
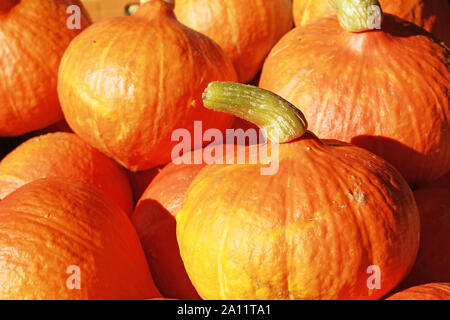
xmin=260 ymin=0 xmax=450 ymax=187
xmin=0 ymin=178 xmax=160 ymax=299
xmin=0 ymin=132 xmax=133 ymax=215
xmin=171 ymin=0 xmax=293 ymax=83
xmin=175 ymin=82 xmax=420 ymax=300
xmin=0 ymin=0 xmax=91 ymax=136
xmin=386 ymin=283 xmax=450 ymax=300
xmin=58 ymin=0 xmax=237 ymax=172
xmin=399 ymin=187 xmax=450 ymax=288
xmin=293 ymin=0 xmax=450 ymax=44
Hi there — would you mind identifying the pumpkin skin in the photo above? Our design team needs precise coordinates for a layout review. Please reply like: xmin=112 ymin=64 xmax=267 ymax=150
xmin=0 ymin=178 xmax=160 ymax=300
xmin=0 ymin=132 xmax=133 ymax=215
xmin=386 ymin=283 xmax=450 ymax=300
xmin=292 ymin=0 xmax=450 ymax=44
xmin=132 ymin=150 xmax=205 ymax=300
xmin=0 ymin=0 xmax=91 ymax=136
xmin=400 ymin=187 xmax=450 ymax=287
xmin=174 ymin=0 xmax=293 ymax=83
xmin=259 ymin=15 xmax=450 ymax=187
xmin=176 ymin=132 xmax=420 ymax=300
xmin=58 ymin=0 xmax=237 ymax=172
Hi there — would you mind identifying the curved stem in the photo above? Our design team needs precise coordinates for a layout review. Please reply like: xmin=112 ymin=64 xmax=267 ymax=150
xmin=328 ymin=0 xmax=383 ymax=32
xmin=0 ymin=0 xmax=19 ymax=14
xmin=203 ymin=82 xmax=308 ymax=144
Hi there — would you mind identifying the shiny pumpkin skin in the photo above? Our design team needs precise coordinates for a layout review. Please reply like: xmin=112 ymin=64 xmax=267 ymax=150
xmin=386 ymin=283 xmax=450 ymax=300
xmin=400 ymin=187 xmax=450 ymax=287
xmin=0 ymin=132 xmax=133 ymax=215
xmin=58 ymin=0 xmax=237 ymax=171
xmin=0 ymin=178 xmax=160 ymax=300
xmin=174 ymin=0 xmax=293 ymax=83
xmin=260 ymin=14 xmax=450 ymax=187
xmin=0 ymin=0 xmax=91 ymax=136
xmin=292 ymin=0 xmax=450 ymax=44
xmin=176 ymin=133 xmax=420 ymax=300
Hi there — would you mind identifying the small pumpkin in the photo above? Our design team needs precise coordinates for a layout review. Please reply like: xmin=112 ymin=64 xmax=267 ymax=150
xmin=171 ymin=0 xmax=293 ymax=83
xmin=176 ymin=82 xmax=420 ymax=300
xmin=260 ymin=0 xmax=450 ymax=187
xmin=386 ymin=283 xmax=450 ymax=300
xmin=0 ymin=132 xmax=133 ymax=215
xmin=0 ymin=0 xmax=91 ymax=136
xmin=400 ymin=187 xmax=450 ymax=287
xmin=58 ymin=0 xmax=237 ymax=172
xmin=293 ymin=0 xmax=450 ymax=44
xmin=0 ymin=178 xmax=160 ymax=299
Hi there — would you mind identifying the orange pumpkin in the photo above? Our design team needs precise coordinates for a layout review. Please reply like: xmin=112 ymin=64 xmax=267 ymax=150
xmin=0 ymin=132 xmax=133 ymax=215
xmin=132 ymin=150 xmax=206 ymax=300
xmin=175 ymin=82 xmax=420 ymax=300
xmin=173 ymin=0 xmax=293 ymax=83
xmin=0 ymin=178 xmax=160 ymax=299
xmin=400 ymin=187 xmax=450 ymax=287
xmin=0 ymin=0 xmax=91 ymax=136
xmin=293 ymin=0 xmax=450 ymax=44
xmin=58 ymin=0 xmax=237 ymax=172
xmin=260 ymin=1 xmax=450 ymax=187
xmin=386 ymin=283 xmax=450 ymax=300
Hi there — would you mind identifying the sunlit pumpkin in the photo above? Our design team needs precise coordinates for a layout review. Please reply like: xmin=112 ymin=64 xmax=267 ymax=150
xmin=0 ymin=178 xmax=160 ymax=299
xmin=176 ymin=82 xmax=420 ymax=300
xmin=260 ymin=0 xmax=450 ymax=187
xmin=0 ymin=0 xmax=91 ymax=136
xmin=58 ymin=0 xmax=237 ymax=171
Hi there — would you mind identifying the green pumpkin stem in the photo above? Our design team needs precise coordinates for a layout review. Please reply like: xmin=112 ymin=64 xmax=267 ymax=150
xmin=328 ymin=0 xmax=383 ymax=32
xmin=202 ymin=82 xmax=308 ymax=144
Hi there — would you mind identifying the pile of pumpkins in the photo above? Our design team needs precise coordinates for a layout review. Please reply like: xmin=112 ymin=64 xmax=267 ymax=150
xmin=0 ymin=0 xmax=449 ymax=300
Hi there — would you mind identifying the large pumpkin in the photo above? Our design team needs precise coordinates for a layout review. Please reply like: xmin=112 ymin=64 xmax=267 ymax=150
xmin=0 ymin=178 xmax=160 ymax=299
xmin=0 ymin=0 xmax=91 ymax=136
xmin=400 ymin=187 xmax=450 ymax=287
xmin=386 ymin=283 xmax=450 ymax=300
xmin=260 ymin=0 xmax=450 ymax=187
xmin=172 ymin=0 xmax=293 ymax=83
xmin=293 ymin=0 xmax=450 ymax=44
xmin=176 ymin=82 xmax=420 ymax=300
xmin=0 ymin=132 xmax=133 ymax=215
xmin=58 ymin=0 xmax=237 ymax=172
